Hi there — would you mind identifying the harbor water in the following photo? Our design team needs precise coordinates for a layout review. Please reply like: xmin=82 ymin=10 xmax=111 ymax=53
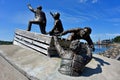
xmin=94 ymin=44 xmax=111 ymax=54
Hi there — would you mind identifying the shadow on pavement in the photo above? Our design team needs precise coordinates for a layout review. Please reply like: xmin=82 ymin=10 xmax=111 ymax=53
xmin=81 ymin=56 xmax=110 ymax=77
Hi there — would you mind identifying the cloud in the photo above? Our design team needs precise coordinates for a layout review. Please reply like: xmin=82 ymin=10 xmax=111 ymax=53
xmin=113 ymin=23 xmax=120 ymax=26
xmin=79 ymin=0 xmax=98 ymax=4
xmin=104 ymin=6 xmax=120 ymax=17
xmin=107 ymin=18 xmax=120 ymax=22
xmin=59 ymin=7 xmax=99 ymax=23
xmin=100 ymin=6 xmax=120 ymax=25
xmin=62 ymin=13 xmax=90 ymax=23
xmin=7 ymin=11 xmax=32 ymax=25
xmin=79 ymin=0 xmax=87 ymax=3
xmin=92 ymin=33 xmax=120 ymax=41
xmin=92 ymin=33 xmax=120 ymax=37
xmin=106 ymin=33 xmax=120 ymax=37
xmin=104 ymin=18 xmax=120 ymax=26
xmin=91 ymin=0 xmax=98 ymax=3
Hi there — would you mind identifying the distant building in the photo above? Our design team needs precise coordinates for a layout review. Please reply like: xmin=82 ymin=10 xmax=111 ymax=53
xmin=101 ymin=39 xmax=112 ymax=44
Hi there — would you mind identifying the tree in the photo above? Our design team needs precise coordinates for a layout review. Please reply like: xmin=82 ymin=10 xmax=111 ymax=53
xmin=0 ymin=40 xmax=13 ymax=45
xmin=113 ymin=36 xmax=120 ymax=43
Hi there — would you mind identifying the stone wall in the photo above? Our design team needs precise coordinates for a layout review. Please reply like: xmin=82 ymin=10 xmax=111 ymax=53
xmin=99 ymin=43 xmax=120 ymax=60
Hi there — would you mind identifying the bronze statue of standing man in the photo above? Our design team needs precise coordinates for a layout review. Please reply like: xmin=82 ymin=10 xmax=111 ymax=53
xmin=48 ymin=12 xmax=64 ymax=36
xmin=27 ymin=4 xmax=47 ymax=34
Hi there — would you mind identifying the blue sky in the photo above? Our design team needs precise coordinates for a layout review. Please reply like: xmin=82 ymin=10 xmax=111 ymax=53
xmin=0 ymin=0 xmax=120 ymax=42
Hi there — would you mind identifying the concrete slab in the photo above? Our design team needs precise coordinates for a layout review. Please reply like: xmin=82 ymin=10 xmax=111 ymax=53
xmin=0 ymin=45 xmax=120 ymax=80
xmin=0 ymin=55 xmax=29 ymax=80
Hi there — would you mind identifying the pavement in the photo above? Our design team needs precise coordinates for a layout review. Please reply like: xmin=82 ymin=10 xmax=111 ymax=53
xmin=0 ymin=53 xmax=29 ymax=80
xmin=0 ymin=45 xmax=120 ymax=80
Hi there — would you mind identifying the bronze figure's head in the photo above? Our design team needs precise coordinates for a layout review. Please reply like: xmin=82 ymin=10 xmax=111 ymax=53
xmin=37 ymin=6 xmax=42 ymax=10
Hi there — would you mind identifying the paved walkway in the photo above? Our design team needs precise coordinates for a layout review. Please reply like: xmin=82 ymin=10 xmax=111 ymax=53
xmin=0 ymin=45 xmax=120 ymax=80
xmin=0 ymin=54 xmax=29 ymax=80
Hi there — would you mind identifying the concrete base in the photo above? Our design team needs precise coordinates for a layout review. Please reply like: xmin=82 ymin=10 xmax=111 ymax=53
xmin=0 ymin=45 xmax=120 ymax=80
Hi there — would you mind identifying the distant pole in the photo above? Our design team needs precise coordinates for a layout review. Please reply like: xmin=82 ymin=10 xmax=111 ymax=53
xmin=98 ymin=37 xmax=101 ymax=45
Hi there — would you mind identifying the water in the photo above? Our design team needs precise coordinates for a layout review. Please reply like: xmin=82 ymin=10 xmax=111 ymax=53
xmin=94 ymin=44 xmax=111 ymax=54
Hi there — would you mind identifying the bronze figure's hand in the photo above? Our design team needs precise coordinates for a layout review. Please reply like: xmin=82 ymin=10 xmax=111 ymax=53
xmin=27 ymin=3 xmax=31 ymax=6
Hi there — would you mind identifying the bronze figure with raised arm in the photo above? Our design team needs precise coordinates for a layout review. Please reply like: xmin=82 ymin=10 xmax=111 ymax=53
xmin=27 ymin=4 xmax=47 ymax=34
xmin=48 ymin=12 xmax=64 ymax=36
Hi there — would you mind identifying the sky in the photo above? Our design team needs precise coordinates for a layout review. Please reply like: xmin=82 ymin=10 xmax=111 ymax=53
xmin=0 ymin=0 xmax=120 ymax=42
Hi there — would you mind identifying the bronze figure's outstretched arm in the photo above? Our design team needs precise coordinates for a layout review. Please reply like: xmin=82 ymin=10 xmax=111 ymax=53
xmin=60 ymin=28 xmax=80 ymax=36
xmin=50 ymin=12 xmax=54 ymax=18
xmin=27 ymin=4 xmax=35 ymax=13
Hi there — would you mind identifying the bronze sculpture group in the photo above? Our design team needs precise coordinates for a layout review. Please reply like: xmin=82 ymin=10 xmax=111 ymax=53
xmin=26 ymin=4 xmax=95 ymax=76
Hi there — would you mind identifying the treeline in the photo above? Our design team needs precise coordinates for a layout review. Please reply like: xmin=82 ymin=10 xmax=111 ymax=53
xmin=0 ymin=40 xmax=13 ymax=45
xmin=113 ymin=36 xmax=120 ymax=43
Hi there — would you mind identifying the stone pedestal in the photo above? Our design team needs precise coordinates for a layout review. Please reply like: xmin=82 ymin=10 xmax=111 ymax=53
xmin=13 ymin=29 xmax=71 ymax=56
